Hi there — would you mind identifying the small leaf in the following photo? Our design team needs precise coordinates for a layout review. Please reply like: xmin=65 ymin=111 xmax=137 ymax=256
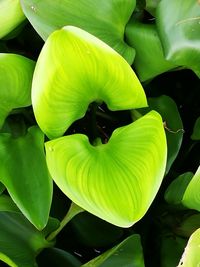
xmin=0 ymin=53 xmax=35 ymax=128
xmin=165 ymin=172 xmax=193 ymax=206
xmin=126 ymin=22 xmax=176 ymax=81
xmin=82 ymin=234 xmax=145 ymax=267
xmin=182 ymin=166 xmax=200 ymax=211
xmin=177 ymin=228 xmax=200 ymax=267
xmin=191 ymin=117 xmax=200 ymax=140
xmin=157 ymin=0 xmax=200 ymax=76
xmin=20 ymin=0 xmax=136 ymax=63
xmin=0 ymin=211 xmax=59 ymax=267
xmin=32 ymin=26 xmax=147 ymax=139
xmin=0 ymin=126 xmax=53 ymax=230
xmin=0 ymin=0 xmax=26 ymax=39
xmin=46 ymin=111 xmax=167 ymax=227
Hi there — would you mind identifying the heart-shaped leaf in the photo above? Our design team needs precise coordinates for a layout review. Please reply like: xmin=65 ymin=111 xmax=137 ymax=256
xmin=45 ymin=111 xmax=167 ymax=227
xmin=0 ymin=0 xmax=26 ymax=39
xmin=0 ymin=53 xmax=35 ymax=128
xmin=182 ymin=165 xmax=200 ymax=211
xmin=0 ymin=126 xmax=53 ymax=230
xmin=82 ymin=234 xmax=145 ymax=267
xmin=177 ymin=228 xmax=200 ymax=267
xmin=32 ymin=26 xmax=147 ymax=139
xmin=157 ymin=0 xmax=200 ymax=76
xmin=125 ymin=22 xmax=177 ymax=81
xmin=20 ymin=0 xmax=136 ymax=63
xmin=0 ymin=211 xmax=59 ymax=267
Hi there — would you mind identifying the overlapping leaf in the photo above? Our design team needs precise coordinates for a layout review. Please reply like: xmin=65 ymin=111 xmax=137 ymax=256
xmin=46 ymin=111 xmax=167 ymax=227
xmin=0 ymin=0 xmax=26 ymax=39
xmin=0 ymin=126 xmax=53 ymax=230
xmin=32 ymin=26 xmax=147 ymax=139
xmin=0 ymin=53 xmax=35 ymax=128
xmin=20 ymin=0 xmax=136 ymax=63
xmin=157 ymin=0 xmax=200 ymax=76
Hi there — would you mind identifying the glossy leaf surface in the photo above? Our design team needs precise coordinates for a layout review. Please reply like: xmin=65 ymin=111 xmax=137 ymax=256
xmin=82 ymin=234 xmax=145 ymax=267
xmin=46 ymin=111 xmax=167 ymax=227
xmin=0 ymin=126 xmax=53 ymax=230
xmin=0 ymin=211 xmax=59 ymax=267
xmin=32 ymin=26 xmax=147 ymax=139
xmin=183 ymin=166 xmax=200 ymax=211
xmin=0 ymin=0 xmax=25 ymax=39
xmin=126 ymin=22 xmax=176 ymax=81
xmin=0 ymin=53 xmax=35 ymax=128
xmin=177 ymin=228 xmax=200 ymax=267
xmin=157 ymin=0 xmax=200 ymax=76
xmin=20 ymin=0 xmax=136 ymax=63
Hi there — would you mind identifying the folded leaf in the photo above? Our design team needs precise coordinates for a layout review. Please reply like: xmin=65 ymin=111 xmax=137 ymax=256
xmin=126 ymin=22 xmax=176 ymax=81
xmin=157 ymin=0 xmax=200 ymax=76
xmin=32 ymin=26 xmax=147 ymax=139
xmin=82 ymin=234 xmax=145 ymax=267
xmin=20 ymin=0 xmax=136 ymax=63
xmin=0 ymin=126 xmax=53 ymax=230
xmin=0 ymin=0 xmax=26 ymax=39
xmin=46 ymin=111 xmax=167 ymax=227
xmin=177 ymin=228 xmax=200 ymax=267
xmin=0 ymin=53 xmax=35 ymax=128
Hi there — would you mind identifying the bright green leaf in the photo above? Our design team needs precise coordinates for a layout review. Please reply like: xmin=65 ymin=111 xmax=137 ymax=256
xmin=32 ymin=26 xmax=147 ymax=139
xmin=0 ymin=211 xmax=59 ymax=267
xmin=183 ymin=166 xmax=200 ymax=211
xmin=125 ymin=22 xmax=177 ymax=81
xmin=177 ymin=228 xmax=200 ymax=267
xmin=82 ymin=234 xmax=145 ymax=267
xmin=165 ymin=172 xmax=193 ymax=206
xmin=0 ymin=53 xmax=35 ymax=128
xmin=0 ymin=0 xmax=26 ymax=39
xmin=20 ymin=0 xmax=136 ymax=63
xmin=157 ymin=0 xmax=200 ymax=76
xmin=191 ymin=117 xmax=200 ymax=140
xmin=0 ymin=126 xmax=53 ymax=230
xmin=45 ymin=111 xmax=167 ymax=227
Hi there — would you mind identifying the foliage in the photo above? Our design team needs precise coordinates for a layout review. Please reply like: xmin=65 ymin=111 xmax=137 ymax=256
xmin=0 ymin=0 xmax=200 ymax=266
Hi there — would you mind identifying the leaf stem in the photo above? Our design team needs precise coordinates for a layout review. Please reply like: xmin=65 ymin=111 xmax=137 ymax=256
xmin=46 ymin=202 xmax=84 ymax=242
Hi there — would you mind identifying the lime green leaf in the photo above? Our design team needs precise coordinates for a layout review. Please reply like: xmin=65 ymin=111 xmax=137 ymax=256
xmin=0 ymin=53 xmax=35 ymax=128
xmin=0 ymin=0 xmax=26 ymax=39
xmin=82 ymin=234 xmax=145 ymax=267
xmin=157 ymin=0 xmax=200 ymax=76
xmin=0 ymin=126 xmax=53 ymax=230
xmin=191 ymin=117 xmax=200 ymax=140
xmin=165 ymin=172 xmax=193 ymax=206
xmin=46 ymin=111 xmax=167 ymax=227
xmin=126 ymin=22 xmax=177 ymax=81
xmin=0 ymin=211 xmax=59 ymax=267
xmin=183 ymin=166 xmax=200 ymax=211
xmin=20 ymin=0 xmax=136 ymax=63
xmin=32 ymin=26 xmax=147 ymax=139
xmin=177 ymin=228 xmax=200 ymax=267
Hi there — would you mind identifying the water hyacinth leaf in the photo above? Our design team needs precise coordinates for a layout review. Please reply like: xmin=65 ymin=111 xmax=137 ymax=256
xmin=191 ymin=117 xmax=200 ymax=140
xmin=82 ymin=234 xmax=145 ymax=267
xmin=0 ymin=126 xmax=53 ymax=230
xmin=182 ymin=166 xmax=200 ymax=211
xmin=46 ymin=111 xmax=167 ymax=227
xmin=177 ymin=228 xmax=200 ymax=267
xmin=32 ymin=26 xmax=147 ymax=139
xmin=164 ymin=172 xmax=193 ymax=206
xmin=138 ymin=95 xmax=183 ymax=173
xmin=0 ymin=53 xmax=35 ymax=128
xmin=0 ymin=211 xmax=59 ymax=267
xmin=157 ymin=0 xmax=200 ymax=76
xmin=0 ymin=0 xmax=26 ymax=39
xmin=125 ymin=23 xmax=177 ymax=81
xmin=20 ymin=0 xmax=136 ymax=63
xmin=145 ymin=0 xmax=161 ymax=16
